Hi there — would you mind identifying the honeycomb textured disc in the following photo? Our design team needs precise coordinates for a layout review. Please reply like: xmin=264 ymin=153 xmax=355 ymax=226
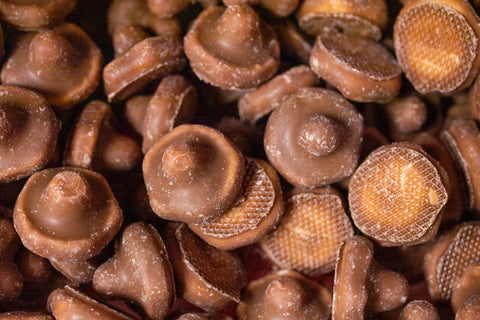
xmin=349 ymin=143 xmax=448 ymax=245
xmin=394 ymin=2 xmax=478 ymax=93
xmin=261 ymin=190 xmax=354 ymax=276
xmin=198 ymin=158 xmax=275 ymax=238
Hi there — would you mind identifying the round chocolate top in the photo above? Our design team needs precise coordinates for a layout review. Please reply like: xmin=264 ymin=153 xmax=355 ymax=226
xmin=13 ymin=167 xmax=123 ymax=261
xmin=184 ymin=5 xmax=280 ymax=90
xmin=237 ymin=269 xmax=332 ymax=320
xmin=264 ymin=87 xmax=363 ymax=188
xmin=0 ymin=0 xmax=76 ymax=30
xmin=0 ymin=86 xmax=59 ymax=183
xmin=1 ymin=23 xmax=102 ymax=110
xmin=143 ymin=124 xmax=245 ymax=224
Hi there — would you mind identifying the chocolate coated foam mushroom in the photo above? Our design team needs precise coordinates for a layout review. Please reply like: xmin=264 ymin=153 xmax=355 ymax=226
xmin=104 ymin=35 xmax=186 ymax=102
xmin=0 ymin=0 xmax=76 ymax=30
xmin=64 ymin=100 xmax=142 ymax=172
xmin=184 ymin=5 xmax=280 ymax=90
xmin=0 ymin=86 xmax=59 ymax=183
xmin=13 ymin=167 xmax=123 ymax=261
xmin=222 ymin=0 xmax=299 ymax=17
xmin=1 ymin=23 xmax=102 ymax=111
xmin=0 ymin=218 xmax=23 ymax=300
xmin=93 ymin=222 xmax=175 ymax=320
xmin=143 ymin=124 xmax=245 ymax=224
xmin=237 ymin=270 xmax=332 ymax=320
xmin=264 ymin=87 xmax=363 ymax=188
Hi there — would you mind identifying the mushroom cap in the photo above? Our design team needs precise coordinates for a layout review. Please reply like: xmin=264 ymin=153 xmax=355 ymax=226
xmin=0 ymin=0 xmax=77 ymax=30
xmin=237 ymin=269 xmax=332 ymax=320
xmin=264 ymin=87 xmax=363 ymax=188
xmin=143 ymin=124 xmax=245 ymax=224
xmin=184 ymin=5 xmax=280 ymax=90
xmin=0 ymin=85 xmax=59 ymax=183
xmin=1 ymin=23 xmax=103 ymax=110
xmin=13 ymin=167 xmax=123 ymax=261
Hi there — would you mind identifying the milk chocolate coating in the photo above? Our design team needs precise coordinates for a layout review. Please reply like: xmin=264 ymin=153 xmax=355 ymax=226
xmin=64 ymin=100 xmax=142 ymax=172
xmin=143 ymin=124 xmax=245 ymax=224
xmin=93 ymin=222 xmax=175 ymax=320
xmin=50 ymin=257 xmax=98 ymax=285
xmin=0 ymin=86 xmax=59 ymax=183
xmin=0 ymin=312 xmax=53 ymax=320
xmin=113 ymin=25 xmax=150 ymax=57
xmin=264 ymin=87 xmax=363 ymax=188
xmin=296 ymin=0 xmax=388 ymax=40
xmin=441 ymin=118 xmax=480 ymax=211
xmin=223 ymin=0 xmax=299 ymax=17
xmin=310 ymin=32 xmax=402 ymax=103
xmin=104 ymin=35 xmax=186 ymax=102
xmin=1 ymin=23 xmax=103 ymax=110
xmin=168 ymin=312 xmax=233 ymax=320
xmin=237 ymin=269 xmax=332 ymax=320
xmin=269 ymin=18 xmax=312 ymax=64
xmin=238 ymin=65 xmax=318 ymax=123
xmin=0 ymin=218 xmax=23 ymax=300
xmin=189 ymin=157 xmax=284 ymax=250
xmin=184 ymin=5 xmax=280 ymax=90
xmin=47 ymin=286 xmax=134 ymax=320
xmin=124 ymin=94 xmax=152 ymax=135
xmin=457 ymin=295 xmax=480 ymax=320
xmin=451 ymin=265 xmax=480 ymax=312
xmin=0 ymin=0 xmax=76 ymax=30
xmin=142 ymin=75 xmax=197 ymax=153
xmin=13 ymin=167 xmax=123 ymax=261
xmin=398 ymin=301 xmax=440 ymax=320
xmin=165 ymin=223 xmax=246 ymax=311
xmin=107 ymin=0 xmax=181 ymax=36
xmin=147 ymin=0 xmax=190 ymax=18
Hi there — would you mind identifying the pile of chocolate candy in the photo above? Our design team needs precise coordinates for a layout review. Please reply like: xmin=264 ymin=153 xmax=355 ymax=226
xmin=1 ymin=0 xmax=480 ymax=319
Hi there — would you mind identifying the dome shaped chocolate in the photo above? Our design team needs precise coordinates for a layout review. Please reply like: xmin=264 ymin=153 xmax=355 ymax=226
xmin=143 ymin=124 xmax=245 ymax=224
xmin=264 ymin=87 xmax=363 ymax=188
xmin=184 ymin=5 xmax=280 ymax=90
xmin=1 ymin=23 xmax=102 ymax=110
xmin=13 ymin=167 xmax=123 ymax=261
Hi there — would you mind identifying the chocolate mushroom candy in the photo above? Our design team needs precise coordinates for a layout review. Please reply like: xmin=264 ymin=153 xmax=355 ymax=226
xmin=424 ymin=222 xmax=480 ymax=301
xmin=142 ymin=75 xmax=197 ymax=153
xmin=349 ymin=143 xmax=449 ymax=246
xmin=238 ymin=65 xmax=318 ymax=123
xmin=189 ymin=158 xmax=283 ymax=250
xmin=93 ymin=222 xmax=175 ymax=320
xmin=215 ymin=117 xmax=264 ymax=156
xmin=264 ymin=87 xmax=363 ymax=188
xmin=143 ymin=124 xmax=245 ymax=224
xmin=108 ymin=0 xmax=181 ymax=37
xmin=165 ymin=223 xmax=246 ymax=312
xmin=397 ymin=301 xmax=440 ymax=320
xmin=237 ymin=270 xmax=332 ymax=320
xmin=261 ymin=187 xmax=354 ymax=277
xmin=0 ymin=86 xmax=59 ymax=183
xmin=394 ymin=0 xmax=480 ymax=94
xmin=296 ymin=0 xmax=388 ymax=40
xmin=104 ymin=35 xmax=186 ymax=102
xmin=222 ymin=0 xmax=299 ymax=17
xmin=332 ymin=236 xmax=409 ymax=320
xmin=49 ymin=255 xmax=102 ymax=285
xmin=184 ymin=5 xmax=280 ymax=90
xmin=310 ymin=32 xmax=402 ymax=103
xmin=112 ymin=25 xmax=151 ymax=57
xmin=167 ymin=312 xmax=233 ymax=320
xmin=0 ymin=218 xmax=23 ymax=300
xmin=16 ymin=247 xmax=56 ymax=284
xmin=0 ymin=312 xmax=54 ymax=320
xmin=13 ymin=167 xmax=123 ymax=261
xmin=456 ymin=295 xmax=480 ymax=320
xmin=441 ymin=118 xmax=480 ymax=212
xmin=1 ymin=23 xmax=102 ymax=111
xmin=48 ymin=286 xmax=134 ymax=320
xmin=0 ymin=0 xmax=76 ymax=30
xmin=64 ymin=100 xmax=142 ymax=172
xmin=385 ymin=95 xmax=427 ymax=140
